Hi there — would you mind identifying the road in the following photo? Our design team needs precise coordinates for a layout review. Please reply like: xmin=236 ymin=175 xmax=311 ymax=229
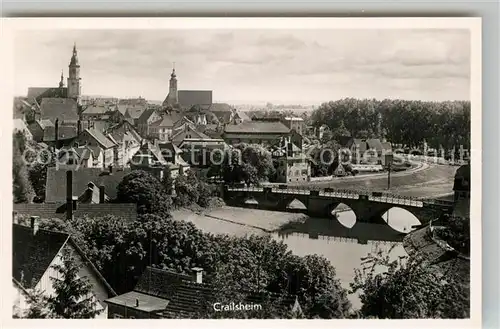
xmin=283 ymin=163 xmax=458 ymax=199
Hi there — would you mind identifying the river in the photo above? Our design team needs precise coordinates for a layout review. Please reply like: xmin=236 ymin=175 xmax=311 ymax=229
xmin=172 ymin=205 xmax=423 ymax=309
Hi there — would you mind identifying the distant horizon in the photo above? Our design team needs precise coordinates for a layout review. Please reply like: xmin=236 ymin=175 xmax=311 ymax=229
xmin=14 ymin=29 xmax=471 ymax=104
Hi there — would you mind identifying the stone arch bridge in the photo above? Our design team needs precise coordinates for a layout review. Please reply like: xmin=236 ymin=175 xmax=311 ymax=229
xmin=222 ymin=185 xmax=455 ymax=226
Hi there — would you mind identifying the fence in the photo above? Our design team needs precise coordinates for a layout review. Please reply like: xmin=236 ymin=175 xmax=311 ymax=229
xmin=225 ymin=185 xmax=442 ymax=208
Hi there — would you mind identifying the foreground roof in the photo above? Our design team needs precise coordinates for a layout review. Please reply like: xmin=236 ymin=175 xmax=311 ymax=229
xmin=12 ymin=224 xmax=69 ymax=289
xmin=45 ymin=167 xmax=132 ymax=202
xmin=13 ymin=202 xmax=138 ymax=222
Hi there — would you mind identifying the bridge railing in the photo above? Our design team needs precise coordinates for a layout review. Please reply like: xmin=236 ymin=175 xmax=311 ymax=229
xmin=225 ymin=185 xmax=445 ymax=208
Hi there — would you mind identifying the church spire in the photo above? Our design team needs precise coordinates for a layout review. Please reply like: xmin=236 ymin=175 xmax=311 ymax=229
xmin=171 ymin=62 xmax=176 ymax=78
xmin=70 ymin=42 xmax=79 ymax=66
xmin=59 ymin=70 xmax=64 ymax=88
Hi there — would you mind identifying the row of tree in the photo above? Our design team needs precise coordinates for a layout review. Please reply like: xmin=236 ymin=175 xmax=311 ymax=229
xmin=310 ymin=98 xmax=470 ymax=150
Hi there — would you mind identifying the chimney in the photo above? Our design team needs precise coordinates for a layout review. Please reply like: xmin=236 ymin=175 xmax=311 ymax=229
xmin=87 ymin=119 xmax=91 ymax=129
xmin=287 ymin=140 xmax=293 ymax=157
xmin=108 ymin=164 xmax=113 ymax=174
xmin=55 ymin=118 xmax=59 ymax=147
xmin=135 ymin=298 xmax=139 ymax=307
xmin=77 ymin=119 xmax=82 ymax=135
xmin=99 ymin=185 xmax=105 ymax=203
xmin=66 ymin=170 xmax=73 ymax=220
xmin=30 ymin=216 xmax=40 ymax=235
xmin=191 ymin=267 xmax=203 ymax=284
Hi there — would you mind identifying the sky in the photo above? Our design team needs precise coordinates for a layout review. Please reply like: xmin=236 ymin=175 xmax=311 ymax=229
xmin=13 ymin=29 xmax=470 ymax=105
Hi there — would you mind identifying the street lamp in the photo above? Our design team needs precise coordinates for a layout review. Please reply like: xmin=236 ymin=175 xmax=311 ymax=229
xmin=385 ymin=153 xmax=394 ymax=190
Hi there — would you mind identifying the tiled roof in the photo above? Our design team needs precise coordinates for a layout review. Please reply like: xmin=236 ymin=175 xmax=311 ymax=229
xmin=158 ymin=142 xmax=183 ymax=155
xmin=84 ymin=127 xmax=117 ymax=149
xmin=178 ymin=90 xmax=213 ymax=109
xmin=224 ymin=121 xmax=291 ymax=134
xmin=235 ymin=111 xmax=251 ymax=122
xmin=45 ymin=167 xmax=132 ymax=203
xmin=402 ymin=225 xmax=470 ymax=287
xmin=12 ymin=224 xmax=70 ymax=289
xmin=13 ymin=202 xmax=138 ymax=222
xmin=38 ymin=119 xmax=54 ymax=129
xmin=107 ymin=121 xmax=142 ymax=144
xmin=40 ymin=98 xmax=79 ymax=122
xmin=106 ymin=291 xmax=169 ymax=313
xmin=27 ymin=87 xmax=52 ymax=100
xmin=123 ymin=106 xmax=146 ymax=119
xmin=82 ymin=105 xmax=110 ymax=115
xmin=137 ymin=108 xmax=157 ymax=124
xmin=171 ymin=124 xmax=211 ymax=143
xmin=43 ymin=125 xmax=77 ymax=141
xmin=153 ymin=112 xmax=183 ymax=128
xmin=366 ymin=139 xmax=384 ymax=153
xmin=135 ymin=266 xmax=192 ymax=299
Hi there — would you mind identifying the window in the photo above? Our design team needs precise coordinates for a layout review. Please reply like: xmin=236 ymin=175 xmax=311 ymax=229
xmin=113 ymin=314 xmax=123 ymax=319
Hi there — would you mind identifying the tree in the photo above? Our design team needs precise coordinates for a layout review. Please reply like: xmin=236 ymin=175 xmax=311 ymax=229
xmin=269 ymin=254 xmax=351 ymax=318
xmin=161 ymin=166 xmax=174 ymax=195
xmin=47 ymin=248 xmax=103 ymax=318
xmin=116 ymin=170 xmax=172 ymax=215
xmin=13 ymin=132 xmax=34 ymax=203
xmin=221 ymin=144 xmax=274 ymax=186
xmin=21 ymin=289 xmax=50 ymax=318
xmin=350 ymin=245 xmax=469 ymax=318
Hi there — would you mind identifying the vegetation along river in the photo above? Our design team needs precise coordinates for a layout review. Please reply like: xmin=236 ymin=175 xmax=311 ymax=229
xmin=172 ymin=205 xmax=423 ymax=309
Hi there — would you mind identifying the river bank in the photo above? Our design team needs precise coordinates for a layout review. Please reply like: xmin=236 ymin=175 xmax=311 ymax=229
xmin=171 ymin=205 xmax=409 ymax=309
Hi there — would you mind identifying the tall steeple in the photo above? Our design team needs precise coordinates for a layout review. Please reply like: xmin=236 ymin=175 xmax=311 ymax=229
xmin=59 ymin=70 xmax=64 ymax=88
xmin=67 ymin=42 xmax=81 ymax=102
xmin=163 ymin=63 xmax=178 ymax=106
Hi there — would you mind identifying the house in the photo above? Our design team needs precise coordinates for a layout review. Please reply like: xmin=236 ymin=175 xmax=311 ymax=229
xmin=12 ymin=220 xmax=116 ymax=318
xmin=177 ymin=138 xmax=228 ymax=168
xmin=81 ymin=104 xmax=123 ymax=124
xmin=75 ymin=127 xmax=117 ymax=167
xmin=149 ymin=111 xmax=183 ymax=141
xmin=105 ymin=266 xmax=302 ymax=319
xmin=123 ymin=106 xmax=147 ymax=126
xmin=223 ymin=121 xmax=291 ymax=146
xmin=209 ymin=103 xmax=234 ymax=124
xmin=283 ymin=116 xmax=305 ymax=136
xmin=28 ymin=119 xmax=54 ymax=142
xmin=45 ymin=167 xmax=132 ymax=203
xmin=39 ymin=98 xmax=80 ymax=125
xmin=106 ymin=121 xmax=143 ymax=166
xmin=57 ymin=146 xmax=104 ymax=169
xmin=272 ymin=140 xmax=311 ymax=183
xmin=130 ymin=142 xmax=189 ymax=179
xmin=13 ymin=97 xmax=37 ymax=121
xmin=137 ymin=108 xmax=162 ymax=138
xmin=13 ymin=119 xmax=33 ymax=141
xmin=171 ymin=123 xmax=211 ymax=146
xmin=42 ymin=119 xmax=78 ymax=148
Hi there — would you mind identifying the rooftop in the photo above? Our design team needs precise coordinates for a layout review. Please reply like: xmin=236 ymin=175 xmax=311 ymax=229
xmin=224 ymin=121 xmax=291 ymax=134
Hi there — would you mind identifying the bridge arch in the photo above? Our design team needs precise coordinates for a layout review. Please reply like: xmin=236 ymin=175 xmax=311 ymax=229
xmin=381 ymin=207 xmax=422 ymax=233
xmin=285 ymin=198 xmax=308 ymax=210
xmin=329 ymin=202 xmax=357 ymax=228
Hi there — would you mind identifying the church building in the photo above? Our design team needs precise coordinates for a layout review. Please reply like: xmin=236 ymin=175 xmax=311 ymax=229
xmin=162 ymin=66 xmax=213 ymax=111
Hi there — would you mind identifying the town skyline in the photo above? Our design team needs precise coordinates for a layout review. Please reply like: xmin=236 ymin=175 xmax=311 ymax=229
xmin=14 ymin=29 xmax=470 ymax=104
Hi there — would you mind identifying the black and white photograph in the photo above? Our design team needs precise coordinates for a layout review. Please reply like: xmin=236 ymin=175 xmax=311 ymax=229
xmin=3 ymin=17 xmax=480 ymax=324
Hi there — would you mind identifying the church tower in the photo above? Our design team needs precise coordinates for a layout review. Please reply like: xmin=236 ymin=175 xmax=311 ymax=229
xmin=163 ymin=64 xmax=178 ymax=107
xmin=67 ymin=43 xmax=81 ymax=102
xmin=59 ymin=70 xmax=64 ymax=88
